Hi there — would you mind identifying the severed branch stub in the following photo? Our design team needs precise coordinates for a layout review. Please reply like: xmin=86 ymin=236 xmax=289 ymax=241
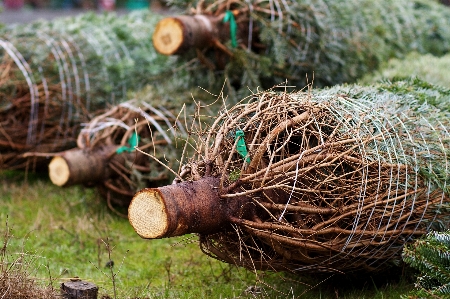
xmin=129 ymin=177 xmax=250 ymax=239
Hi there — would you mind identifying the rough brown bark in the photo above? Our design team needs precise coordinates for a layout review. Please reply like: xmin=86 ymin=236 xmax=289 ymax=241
xmin=48 ymin=146 xmax=118 ymax=187
xmin=61 ymin=279 xmax=98 ymax=299
xmin=152 ymin=15 xmax=231 ymax=55
xmin=128 ymin=177 xmax=250 ymax=239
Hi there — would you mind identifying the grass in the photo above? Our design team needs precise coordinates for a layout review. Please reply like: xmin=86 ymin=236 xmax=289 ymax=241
xmin=0 ymin=170 xmax=416 ymax=298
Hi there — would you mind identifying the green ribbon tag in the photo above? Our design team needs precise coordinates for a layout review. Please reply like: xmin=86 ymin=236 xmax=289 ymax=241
xmin=223 ymin=10 xmax=238 ymax=48
xmin=235 ymin=130 xmax=250 ymax=163
xmin=116 ymin=132 xmax=139 ymax=154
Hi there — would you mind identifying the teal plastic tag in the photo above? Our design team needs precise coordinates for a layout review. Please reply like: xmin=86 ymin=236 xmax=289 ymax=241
xmin=116 ymin=132 xmax=139 ymax=154
xmin=223 ymin=10 xmax=238 ymax=48
xmin=235 ymin=130 xmax=250 ymax=163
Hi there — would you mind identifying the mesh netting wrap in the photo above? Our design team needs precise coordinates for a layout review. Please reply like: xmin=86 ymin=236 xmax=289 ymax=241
xmin=0 ymin=11 xmax=177 ymax=170
xmin=130 ymin=79 xmax=450 ymax=274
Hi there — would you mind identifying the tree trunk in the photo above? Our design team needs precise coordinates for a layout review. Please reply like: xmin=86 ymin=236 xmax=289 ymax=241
xmin=61 ymin=279 xmax=98 ymax=299
xmin=48 ymin=146 xmax=118 ymax=187
xmin=128 ymin=177 xmax=250 ymax=239
xmin=152 ymin=14 xmax=233 ymax=55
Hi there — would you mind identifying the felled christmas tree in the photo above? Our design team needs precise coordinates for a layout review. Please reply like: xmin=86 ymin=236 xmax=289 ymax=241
xmin=0 ymin=11 xmax=190 ymax=170
xmin=129 ymin=79 xmax=450 ymax=273
xmin=47 ymin=84 xmax=197 ymax=214
xmin=153 ymin=0 xmax=450 ymax=91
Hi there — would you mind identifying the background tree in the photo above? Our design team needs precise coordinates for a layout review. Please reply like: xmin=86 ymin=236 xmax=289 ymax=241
xmin=402 ymin=230 xmax=450 ymax=297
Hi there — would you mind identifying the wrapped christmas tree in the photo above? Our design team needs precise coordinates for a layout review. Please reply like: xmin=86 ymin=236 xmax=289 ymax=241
xmin=47 ymin=85 xmax=194 ymax=214
xmin=0 ymin=11 xmax=191 ymax=170
xmin=152 ymin=0 xmax=450 ymax=90
xmin=129 ymin=79 xmax=450 ymax=273
xmin=47 ymin=85 xmax=220 ymax=213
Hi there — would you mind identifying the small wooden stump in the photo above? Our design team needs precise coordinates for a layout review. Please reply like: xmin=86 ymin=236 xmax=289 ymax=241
xmin=61 ymin=279 xmax=98 ymax=299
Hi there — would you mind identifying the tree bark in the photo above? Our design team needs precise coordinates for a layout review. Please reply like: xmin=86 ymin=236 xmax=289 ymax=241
xmin=61 ymin=279 xmax=98 ymax=299
xmin=152 ymin=15 xmax=232 ymax=55
xmin=48 ymin=146 xmax=118 ymax=187
xmin=128 ymin=177 xmax=250 ymax=239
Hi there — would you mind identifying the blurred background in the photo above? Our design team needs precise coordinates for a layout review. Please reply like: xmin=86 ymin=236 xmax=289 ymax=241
xmin=0 ymin=0 xmax=167 ymax=24
xmin=1 ymin=0 xmax=449 ymax=25
xmin=1 ymin=0 xmax=150 ymax=10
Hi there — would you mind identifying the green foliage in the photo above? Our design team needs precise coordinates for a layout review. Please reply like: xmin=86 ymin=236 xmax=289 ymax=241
xmin=312 ymin=79 xmax=450 ymax=237
xmin=376 ymin=77 xmax=450 ymax=111
xmin=228 ymin=169 xmax=241 ymax=182
xmin=402 ymin=230 xmax=450 ymax=297
xmin=361 ymin=52 xmax=450 ymax=89
xmin=258 ymin=0 xmax=450 ymax=87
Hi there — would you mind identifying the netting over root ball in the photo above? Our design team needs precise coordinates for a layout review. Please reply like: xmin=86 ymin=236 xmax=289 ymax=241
xmin=129 ymin=79 xmax=450 ymax=273
xmin=49 ymin=99 xmax=185 ymax=216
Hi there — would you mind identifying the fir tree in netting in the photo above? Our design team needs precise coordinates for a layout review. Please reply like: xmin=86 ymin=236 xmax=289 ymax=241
xmin=0 ymin=10 xmax=192 ymax=107
xmin=46 ymin=86 xmax=207 ymax=213
xmin=129 ymin=78 xmax=450 ymax=274
xmin=153 ymin=0 xmax=450 ymax=92
xmin=402 ymin=230 xmax=450 ymax=297
xmin=0 ymin=11 xmax=207 ymax=170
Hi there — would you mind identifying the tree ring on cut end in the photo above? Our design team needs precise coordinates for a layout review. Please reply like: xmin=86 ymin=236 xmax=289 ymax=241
xmin=152 ymin=18 xmax=184 ymax=55
xmin=48 ymin=156 xmax=70 ymax=187
xmin=128 ymin=189 xmax=168 ymax=239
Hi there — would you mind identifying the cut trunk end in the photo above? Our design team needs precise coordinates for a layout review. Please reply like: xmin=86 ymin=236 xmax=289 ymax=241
xmin=48 ymin=156 xmax=71 ymax=186
xmin=152 ymin=17 xmax=186 ymax=55
xmin=152 ymin=15 xmax=223 ymax=55
xmin=129 ymin=177 xmax=247 ymax=239
xmin=48 ymin=146 xmax=117 ymax=187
